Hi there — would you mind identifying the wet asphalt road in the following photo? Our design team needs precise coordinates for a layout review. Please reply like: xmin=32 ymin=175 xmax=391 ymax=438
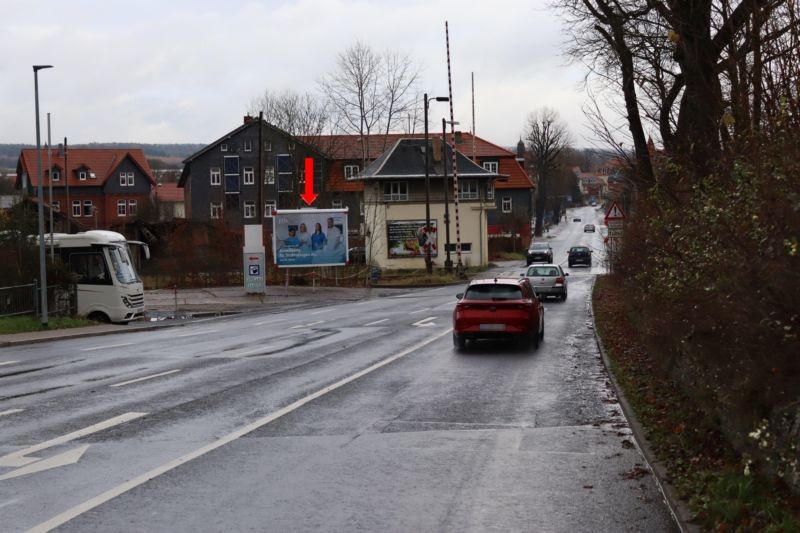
xmin=0 ymin=207 xmax=677 ymax=532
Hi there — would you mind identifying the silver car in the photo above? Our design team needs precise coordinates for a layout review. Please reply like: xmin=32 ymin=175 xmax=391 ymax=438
xmin=522 ymin=263 xmax=569 ymax=301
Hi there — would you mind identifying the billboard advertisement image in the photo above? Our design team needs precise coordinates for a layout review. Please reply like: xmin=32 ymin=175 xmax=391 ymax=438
xmin=387 ymin=219 xmax=438 ymax=258
xmin=273 ymin=209 xmax=348 ymax=267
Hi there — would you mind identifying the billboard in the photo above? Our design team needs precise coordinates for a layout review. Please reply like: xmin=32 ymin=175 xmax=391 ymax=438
xmin=387 ymin=219 xmax=438 ymax=258
xmin=273 ymin=209 xmax=348 ymax=267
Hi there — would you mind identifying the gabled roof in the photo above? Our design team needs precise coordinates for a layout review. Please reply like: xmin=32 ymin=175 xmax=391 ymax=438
xmin=16 ymin=148 xmax=155 ymax=188
xmin=179 ymin=119 xmax=327 ymax=188
xmin=361 ymin=139 xmax=505 ymax=180
xmin=155 ymin=182 xmax=184 ymax=202
xmin=309 ymin=131 xmax=534 ymax=190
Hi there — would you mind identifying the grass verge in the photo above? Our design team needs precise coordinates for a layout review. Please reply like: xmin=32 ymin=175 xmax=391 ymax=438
xmin=0 ymin=315 xmax=96 ymax=335
xmin=592 ymin=275 xmax=800 ymax=531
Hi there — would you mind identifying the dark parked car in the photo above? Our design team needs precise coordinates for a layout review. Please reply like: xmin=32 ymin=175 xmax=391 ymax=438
xmin=584 ymin=224 xmax=596 ymax=233
xmin=573 ymin=217 xmax=582 ymax=222
xmin=526 ymin=242 xmax=553 ymax=265
xmin=452 ymin=277 xmax=544 ymax=350
xmin=567 ymin=245 xmax=592 ymax=267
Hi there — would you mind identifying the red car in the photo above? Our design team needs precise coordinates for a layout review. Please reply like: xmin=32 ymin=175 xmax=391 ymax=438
xmin=452 ymin=277 xmax=544 ymax=350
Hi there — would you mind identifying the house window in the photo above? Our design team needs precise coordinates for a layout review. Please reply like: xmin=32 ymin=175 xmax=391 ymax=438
xmin=52 ymin=170 xmax=60 ymax=182
xmin=126 ymin=172 xmax=134 ymax=186
xmin=487 ymin=182 xmax=495 ymax=200
xmin=51 ymin=200 xmax=60 ymax=211
xmin=210 ymin=202 xmax=223 ymax=219
xmin=264 ymin=140 xmax=272 ymax=151
xmin=243 ymin=167 xmax=255 ymax=185
xmin=446 ymin=243 xmax=472 ymax=253
xmin=502 ymin=196 xmax=512 ymax=213
xmin=128 ymin=200 xmax=138 ymax=216
xmin=384 ymin=181 xmax=408 ymax=201
xmin=264 ymin=200 xmax=276 ymax=218
xmin=83 ymin=200 xmax=94 ymax=217
xmin=344 ymin=165 xmax=359 ymax=179
xmin=483 ymin=161 xmax=498 ymax=173
xmin=210 ymin=167 xmax=221 ymax=185
xmin=72 ymin=200 xmax=81 ymax=217
xmin=243 ymin=139 xmax=252 ymax=152
xmin=221 ymin=143 xmax=228 ymax=152
xmin=332 ymin=199 xmax=343 ymax=209
xmin=120 ymin=172 xmax=127 ymax=186
xmin=117 ymin=200 xmax=127 ymax=216
xmin=458 ymin=180 xmax=479 ymax=200
xmin=243 ymin=201 xmax=256 ymax=219
xmin=264 ymin=166 xmax=275 ymax=184
xmin=79 ymin=171 xmax=87 ymax=181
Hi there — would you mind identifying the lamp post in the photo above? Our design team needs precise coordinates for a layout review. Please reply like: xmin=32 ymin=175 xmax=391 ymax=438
xmin=423 ymin=93 xmax=449 ymax=274
xmin=34 ymin=64 xmax=53 ymax=328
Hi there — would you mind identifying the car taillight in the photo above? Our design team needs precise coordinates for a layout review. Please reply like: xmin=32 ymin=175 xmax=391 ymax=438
xmin=457 ymin=304 xmax=470 ymax=311
xmin=555 ymin=277 xmax=564 ymax=284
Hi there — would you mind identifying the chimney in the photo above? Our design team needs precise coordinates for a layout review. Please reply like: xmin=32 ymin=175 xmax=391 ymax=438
xmin=243 ymin=115 xmax=254 ymax=125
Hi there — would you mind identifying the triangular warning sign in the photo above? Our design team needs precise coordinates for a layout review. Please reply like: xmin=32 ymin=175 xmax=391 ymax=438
xmin=605 ymin=201 xmax=626 ymax=221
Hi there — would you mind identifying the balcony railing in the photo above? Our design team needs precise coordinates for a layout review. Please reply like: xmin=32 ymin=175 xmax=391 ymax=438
xmin=375 ymin=192 xmax=488 ymax=203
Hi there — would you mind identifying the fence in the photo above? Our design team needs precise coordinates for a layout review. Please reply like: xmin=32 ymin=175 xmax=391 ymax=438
xmin=0 ymin=282 xmax=77 ymax=318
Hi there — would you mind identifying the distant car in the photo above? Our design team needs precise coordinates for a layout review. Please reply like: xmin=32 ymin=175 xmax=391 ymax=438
xmin=348 ymin=247 xmax=366 ymax=264
xmin=573 ymin=217 xmax=582 ymax=222
xmin=591 ymin=201 xmax=597 ymax=206
xmin=584 ymin=224 xmax=596 ymax=233
xmin=567 ymin=245 xmax=592 ymax=267
xmin=522 ymin=263 xmax=569 ymax=301
xmin=453 ymin=277 xmax=544 ymax=350
xmin=526 ymin=242 xmax=553 ymax=265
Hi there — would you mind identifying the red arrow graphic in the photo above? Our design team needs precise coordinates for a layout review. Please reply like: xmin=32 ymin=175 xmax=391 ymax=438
xmin=301 ymin=157 xmax=318 ymax=206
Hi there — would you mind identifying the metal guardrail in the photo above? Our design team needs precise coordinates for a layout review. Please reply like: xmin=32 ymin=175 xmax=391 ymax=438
xmin=0 ymin=282 xmax=77 ymax=318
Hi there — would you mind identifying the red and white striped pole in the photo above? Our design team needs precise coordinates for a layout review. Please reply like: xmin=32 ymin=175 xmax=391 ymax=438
xmin=445 ymin=21 xmax=462 ymax=272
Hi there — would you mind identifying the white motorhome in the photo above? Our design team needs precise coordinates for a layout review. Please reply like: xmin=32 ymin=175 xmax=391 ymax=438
xmin=41 ymin=231 xmax=150 ymax=323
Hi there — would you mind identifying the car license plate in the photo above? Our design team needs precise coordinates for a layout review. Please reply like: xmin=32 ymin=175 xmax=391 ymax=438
xmin=480 ymin=324 xmax=505 ymax=331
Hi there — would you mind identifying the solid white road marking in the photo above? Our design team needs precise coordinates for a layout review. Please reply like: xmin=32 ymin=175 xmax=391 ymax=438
xmin=175 ymin=329 xmax=219 ymax=338
xmin=291 ymin=320 xmax=324 ymax=329
xmin=80 ymin=343 xmax=133 ymax=352
xmin=0 ymin=444 xmax=89 ymax=481
xmin=0 ymin=361 xmax=20 ymax=366
xmin=364 ymin=318 xmax=389 ymax=326
xmin=310 ymin=309 xmax=330 ymax=315
xmin=0 ymin=412 xmax=146 ymax=468
xmin=30 ymin=328 xmax=453 ymax=532
xmin=0 ymin=409 xmax=24 ymax=417
xmin=412 ymin=316 xmax=437 ymax=327
xmin=409 ymin=307 xmax=431 ymax=315
xmin=109 ymin=370 xmax=182 ymax=388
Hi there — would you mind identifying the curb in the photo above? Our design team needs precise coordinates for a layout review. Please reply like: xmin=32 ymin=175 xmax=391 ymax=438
xmin=368 ymin=280 xmax=467 ymax=289
xmin=0 ymin=321 xmax=187 ymax=348
xmin=587 ymin=277 xmax=698 ymax=533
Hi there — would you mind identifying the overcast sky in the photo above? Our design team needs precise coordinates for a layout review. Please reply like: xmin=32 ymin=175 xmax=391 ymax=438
xmin=2 ymin=0 xmax=597 ymax=148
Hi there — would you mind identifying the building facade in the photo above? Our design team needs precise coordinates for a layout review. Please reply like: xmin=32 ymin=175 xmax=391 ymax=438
xmin=15 ymin=148 xmax=155 ymax=230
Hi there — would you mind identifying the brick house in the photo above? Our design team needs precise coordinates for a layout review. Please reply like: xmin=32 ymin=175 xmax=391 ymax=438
xmin=15 ymin=148 xmax=156 ymax=230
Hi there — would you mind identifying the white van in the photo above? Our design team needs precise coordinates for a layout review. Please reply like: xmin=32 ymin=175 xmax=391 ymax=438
xmin=41 ymin=231 xmax=150 ymax=323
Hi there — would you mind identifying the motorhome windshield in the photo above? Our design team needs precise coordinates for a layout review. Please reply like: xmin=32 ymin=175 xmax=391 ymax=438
xmin=108 ymin=245 xmax=139 ymax=284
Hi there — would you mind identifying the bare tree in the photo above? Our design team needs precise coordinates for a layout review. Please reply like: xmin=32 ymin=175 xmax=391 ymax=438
xmin=248 ymin=89 xmax=330 ymax=139
xmin=525 ymin=108 xmax=571 ymax=237
xmin=320 ymin=41 xmax=421 ymax=164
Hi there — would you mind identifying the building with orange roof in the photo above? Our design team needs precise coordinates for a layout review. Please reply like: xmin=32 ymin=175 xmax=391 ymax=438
xmin=15 ymin=147 xmax=156 ymax=231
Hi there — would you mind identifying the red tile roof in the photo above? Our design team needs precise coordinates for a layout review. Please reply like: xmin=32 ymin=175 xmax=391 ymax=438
xmin=306 ymin=132 xmax=534 ymax=191
xmin=155 ymin=182 xmax=184 ymax=202
xmin=17 ymin=148 xmax=156 ymax=188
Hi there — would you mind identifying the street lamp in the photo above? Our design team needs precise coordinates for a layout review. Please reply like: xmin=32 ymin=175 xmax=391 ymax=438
xmin=423 ymin=93 xmax=449 ymax=274
xmin=34 ymin=64 xmax=53 ymax=328
xmin=442 ymin=118 xmax=459 ymax=273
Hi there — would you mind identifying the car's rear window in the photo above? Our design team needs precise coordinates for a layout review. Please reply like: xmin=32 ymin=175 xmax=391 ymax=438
xmin=527 ymin=266 xmax=560 ymax=276
xmin=465 ymin=284 xmax=523 ymax=300
xmin=572 ymin=247 xmax=589 ymax=252
xmin=530 ymin=243 xmax=549 ymax=250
